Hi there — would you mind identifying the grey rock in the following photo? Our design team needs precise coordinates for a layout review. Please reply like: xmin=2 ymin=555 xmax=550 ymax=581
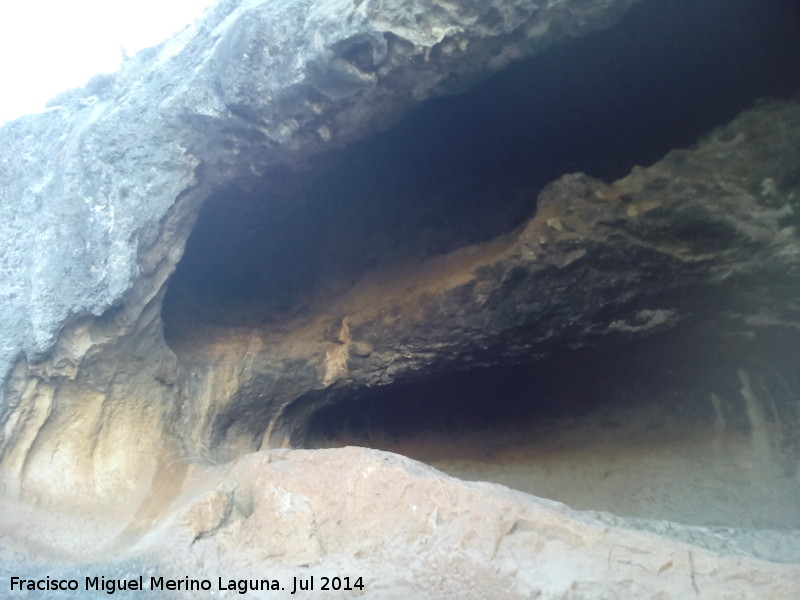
xmin=0 ymin=0 xmax=640 ymax=409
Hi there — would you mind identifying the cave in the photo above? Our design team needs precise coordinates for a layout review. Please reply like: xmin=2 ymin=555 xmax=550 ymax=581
xmin=159 ymin=0 xmax=800 ymax=534
xmin=299 ymin=330 xmax=800 ymax=530
xmin=3 ymin=0 xmax=800 ymax=590
xmin=165 ymin=0 xmax=800 ymax=333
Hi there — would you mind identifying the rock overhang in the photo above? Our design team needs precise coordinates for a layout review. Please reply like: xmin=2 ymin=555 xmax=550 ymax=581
xmin=0 ymin=0 xmax=800 ymax=579
xmin=161 ymin=0 xmax=800 ymax=453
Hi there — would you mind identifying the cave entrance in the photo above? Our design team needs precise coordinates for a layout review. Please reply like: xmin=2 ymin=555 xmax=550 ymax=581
xmin=302 ymin=334 xmax=800 ymax=532
xmin=162 ymin=0 xmax=800 ymax=339
xmin=159 ymin=0 xmax=800 ymax=539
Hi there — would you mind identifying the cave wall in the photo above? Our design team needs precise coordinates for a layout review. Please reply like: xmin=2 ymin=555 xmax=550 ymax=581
xmin=0 ymin=0 xmax=651 ymax=515
xmin=0 ymin=0 xmax=797 ymax=554
xmin=165 ymin=0 xmax=800 ymax=331
xmin=0 ymin=0 xmax=644 ymax=403
xmin=0 ymin=1 xmax=798 ymax=592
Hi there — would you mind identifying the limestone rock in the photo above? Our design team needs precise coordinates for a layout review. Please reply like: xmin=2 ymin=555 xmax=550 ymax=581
xmin=168 ymin=99 xmax=800 ymax=453
xmin=0 ymin=0 xmax=639 ymax=399
xmin=0 ymin=0 xmax=798 ymax=596
xmin=0 ymin=0 xmax=643 ymax=512
xmin=135 ymin=448 xmax=800 ymax=598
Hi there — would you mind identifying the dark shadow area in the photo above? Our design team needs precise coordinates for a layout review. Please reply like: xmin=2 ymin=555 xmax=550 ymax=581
xmin=295 ymin=320 xmax=800 ymax=456
xmin=163 ymin=0 xmax=800 ymax=333
xmin=157 ymin=0 xmax=800 ymax=533
xmin=300 ymin=336 xmax=722 ymax=446
xmin=301 ymin=359 xmax=683 ymax=444
xmin=298 ymin=330 xmax=800 ymax=531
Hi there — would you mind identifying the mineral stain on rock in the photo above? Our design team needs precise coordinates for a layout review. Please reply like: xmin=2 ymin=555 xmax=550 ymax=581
xmin=1 ymin=0 xmax=800 ymax=597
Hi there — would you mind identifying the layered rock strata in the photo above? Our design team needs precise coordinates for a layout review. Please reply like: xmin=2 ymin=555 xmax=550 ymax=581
xmin=0 ymin=0 xmax=643 ymax=517
xmin=0 ymin=0 xmax=798 ymax=596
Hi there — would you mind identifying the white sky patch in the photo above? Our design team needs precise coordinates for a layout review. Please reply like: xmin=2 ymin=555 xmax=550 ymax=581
xmin=0 ymin=0 xmax=215 ymax=124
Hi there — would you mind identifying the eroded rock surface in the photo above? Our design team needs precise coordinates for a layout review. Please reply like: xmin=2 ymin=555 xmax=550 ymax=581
xmin=152 ymin=447 xmax=800 ymax=599
xmin=3 ymin=448 xmax=799 ymax=599
xmin=166 ymin=99 xmax=800 ymax=458
xmin=0 ymin=0 xmax=643 ymax=515
xmin=0 ymin=0 xmax=799 ymax=596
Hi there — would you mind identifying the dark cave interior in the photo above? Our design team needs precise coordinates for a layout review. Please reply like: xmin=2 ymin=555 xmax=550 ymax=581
xmin=162 ymin=0 xmax=800 ymax=463
xmin=163 ymin=0 xmax=800 ymax=332
xmin=300 ymin=341 xmax=721 ymax=445
xmin=297 ymin=329 xmax=800 ymax=530
xmin=297 ymin=324 xmax=800 ymax=449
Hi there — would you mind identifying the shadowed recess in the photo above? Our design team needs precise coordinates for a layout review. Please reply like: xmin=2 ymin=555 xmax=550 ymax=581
xmin=162 ymin=0 xmax=800 ymax=333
